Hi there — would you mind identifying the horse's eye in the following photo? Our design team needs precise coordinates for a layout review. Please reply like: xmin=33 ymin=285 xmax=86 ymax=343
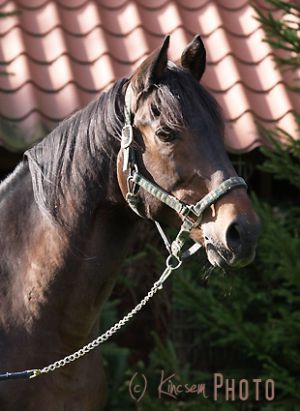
xmin=155 ymin=128 xmax=179 ymax=142
xmin=151 ymin=104 xmax=160 ymax=118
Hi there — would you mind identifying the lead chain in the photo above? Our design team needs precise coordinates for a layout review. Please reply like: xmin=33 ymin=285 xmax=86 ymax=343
xmin=32 ymin=263 xmax=179 ymax=378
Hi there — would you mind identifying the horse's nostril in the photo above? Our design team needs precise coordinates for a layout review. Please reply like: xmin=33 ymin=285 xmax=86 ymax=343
xmin=226 ymin=222 xmax=242 ymax=252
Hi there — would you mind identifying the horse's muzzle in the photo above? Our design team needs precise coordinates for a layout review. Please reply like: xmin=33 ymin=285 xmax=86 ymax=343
xmin=204 ymin=216 xmax=261 ymax=268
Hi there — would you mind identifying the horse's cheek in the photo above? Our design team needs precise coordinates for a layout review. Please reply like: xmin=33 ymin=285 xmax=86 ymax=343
xmin=116 ymin=151 xmax=128 ymax=200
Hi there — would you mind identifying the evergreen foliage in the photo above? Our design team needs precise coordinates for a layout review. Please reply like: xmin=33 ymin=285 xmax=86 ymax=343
xmin=254 ymin=0 xmax=300 ymax=77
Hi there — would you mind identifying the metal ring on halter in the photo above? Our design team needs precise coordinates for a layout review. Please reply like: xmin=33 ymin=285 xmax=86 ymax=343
xmin=126 ymin=175 xmax=135 ymax=193
xmin=166 ymin=254 xmax=182 ymax=270
xmin=126 ymin=168 xmax=139 ymax=195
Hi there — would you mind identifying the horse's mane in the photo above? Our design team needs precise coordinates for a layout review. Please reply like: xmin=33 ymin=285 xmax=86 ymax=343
xmin=24 ymin=78 xmax=127 ymax=225
xmin=0 ymin=162 xmax=27 ymax=201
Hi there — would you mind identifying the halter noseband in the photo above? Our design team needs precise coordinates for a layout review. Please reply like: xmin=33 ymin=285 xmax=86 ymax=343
xmin=121 ymin=84 xmax=247 ymax=262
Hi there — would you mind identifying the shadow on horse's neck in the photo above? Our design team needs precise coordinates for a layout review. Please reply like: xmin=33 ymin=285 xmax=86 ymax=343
xmin=25 ymin=78 xmax=129 ymax=230
xmin=1 ymin=78 xmax=138 ymax=351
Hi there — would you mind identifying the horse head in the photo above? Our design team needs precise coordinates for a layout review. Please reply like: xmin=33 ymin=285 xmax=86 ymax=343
xmin=117 ymin=35 xmax=260 ymax=268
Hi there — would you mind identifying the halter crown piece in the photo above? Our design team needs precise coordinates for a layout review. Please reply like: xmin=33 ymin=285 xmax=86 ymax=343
xmin=121 ymin=84 xmax=248 ymax=261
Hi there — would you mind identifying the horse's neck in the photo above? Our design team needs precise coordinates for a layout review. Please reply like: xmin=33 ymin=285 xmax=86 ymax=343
xmin=0 ymin=160 xmax=137 ymax=351
xmin=44 ymin=204 xmax=137 ymax=349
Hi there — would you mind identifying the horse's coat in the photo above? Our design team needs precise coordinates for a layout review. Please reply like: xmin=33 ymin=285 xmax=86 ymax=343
xmin=0 ymin=36 xmax=260 ymax=410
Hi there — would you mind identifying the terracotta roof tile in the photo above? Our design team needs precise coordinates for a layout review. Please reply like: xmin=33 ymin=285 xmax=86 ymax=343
xmin=0 ymin=0 xmax=298 ymax=152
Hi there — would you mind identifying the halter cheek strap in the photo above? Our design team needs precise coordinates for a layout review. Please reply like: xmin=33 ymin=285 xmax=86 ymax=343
xmin=121 ymin=84 xmax=247 ymax=261
xmin=121 ymin=85 xmax=134 ymax=172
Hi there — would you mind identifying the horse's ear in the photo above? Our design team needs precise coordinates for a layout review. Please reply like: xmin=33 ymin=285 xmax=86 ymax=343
xmin=180 ymin=35 xmax=206 ymax=81
xmin=132 ymin=36 xmax=170 ymax=91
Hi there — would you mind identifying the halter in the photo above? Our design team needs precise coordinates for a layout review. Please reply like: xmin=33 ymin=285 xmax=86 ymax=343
xmin=121 ymin=84 xmax=247 ymax=263
xmin=0 ymin=82 xmax=248 ymax=383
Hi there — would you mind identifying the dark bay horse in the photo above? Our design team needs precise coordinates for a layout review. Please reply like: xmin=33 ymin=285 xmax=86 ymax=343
xmin=0 ymin=35 xmax=260 ymax=410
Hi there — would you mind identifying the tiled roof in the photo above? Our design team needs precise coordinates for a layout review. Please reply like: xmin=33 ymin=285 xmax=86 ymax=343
xmin=0 ymin=0 xmax=299 ymax=152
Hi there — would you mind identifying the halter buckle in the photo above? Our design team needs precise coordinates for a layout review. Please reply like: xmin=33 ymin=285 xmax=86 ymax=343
xmin=181 ymin=205 xmax=203 ymax=228
xmin=121 ymin=125 xmax=133 ymax=149
xmin=122 ymin=125 xmax=134 ymax=171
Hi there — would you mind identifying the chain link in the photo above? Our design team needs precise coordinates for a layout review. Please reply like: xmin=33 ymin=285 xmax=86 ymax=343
xmin=35 ymin=265 xmax=176 ymax=377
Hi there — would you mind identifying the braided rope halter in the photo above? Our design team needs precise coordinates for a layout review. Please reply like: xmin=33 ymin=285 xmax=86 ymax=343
xmin=0 ymin=84 xmax=247 ymax=381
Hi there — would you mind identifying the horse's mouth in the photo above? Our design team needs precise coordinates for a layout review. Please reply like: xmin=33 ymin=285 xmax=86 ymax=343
xmin=205 ymin=242 xmax=229 ymax=268
xmin=204 ymin=241 xmax=256 ymax=268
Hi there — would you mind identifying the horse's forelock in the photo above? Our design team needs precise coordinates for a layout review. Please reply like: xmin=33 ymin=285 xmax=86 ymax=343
xmin=147 ymin=65 xmax=223 ymax=132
